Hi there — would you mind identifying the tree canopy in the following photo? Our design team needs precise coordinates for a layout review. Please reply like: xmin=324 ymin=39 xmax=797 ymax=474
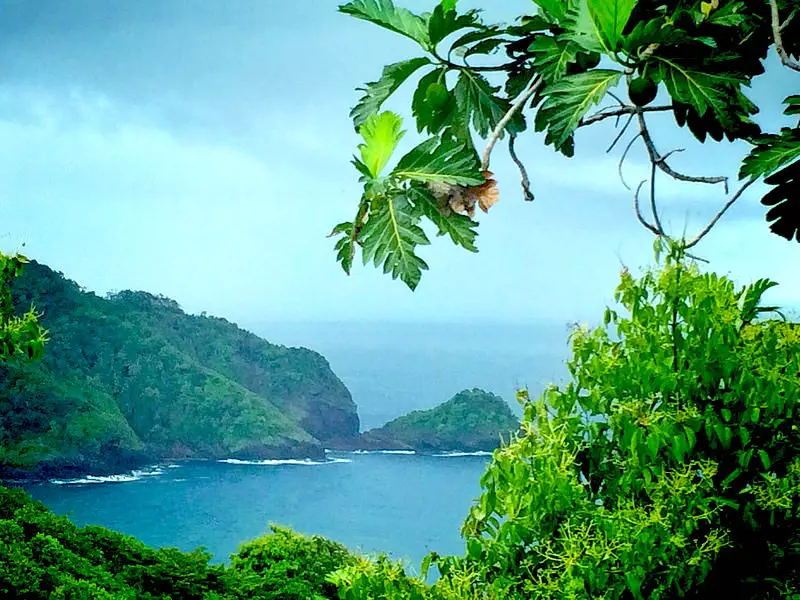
xmin=331 ymin=0 xmax=799 ymax=289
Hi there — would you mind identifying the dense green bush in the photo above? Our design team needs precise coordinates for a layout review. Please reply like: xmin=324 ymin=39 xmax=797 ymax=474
xmin=333 ymin=250 xmax=800 ymax=599
xmin=0 ymin=486 xmax=354 ymax=599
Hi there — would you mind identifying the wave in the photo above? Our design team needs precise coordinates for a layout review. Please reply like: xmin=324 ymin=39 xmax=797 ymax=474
xmin=50 ymin=473 xmax=142 ymax=485
xmin=217 ymin=457 xmax=352 ymax=466
xmin=431 ymin=451 xmax=494 ymax=457
xmin=50 ymin=465 xmax=166 ymax=486
xmin=348 ymin=450 xmax=417 ymax=455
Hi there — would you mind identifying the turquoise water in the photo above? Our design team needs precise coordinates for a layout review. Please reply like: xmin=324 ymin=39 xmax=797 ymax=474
xmin=24 ymin=452 xmax=491 ymax=568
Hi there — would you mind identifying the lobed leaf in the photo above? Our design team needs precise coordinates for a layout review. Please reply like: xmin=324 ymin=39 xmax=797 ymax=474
xmin=350 ymin=58 xmax=431 ymax=128
xmin=408 ymin=185 xmax=479 ymax=251
xmin=535 ymin=69 xmax=623 ymax=156
xmin=358 ymin=111 xmax=405 ymax=179
xmin=339 ymin=0 xmax=431 ymax=49
xmin=740 ymin=129 xmax=800 ymax=180
xmin=393 ymin=136 xmax=484 ymax=186
xmin=586 ymin=0 xmax=637 ymax=53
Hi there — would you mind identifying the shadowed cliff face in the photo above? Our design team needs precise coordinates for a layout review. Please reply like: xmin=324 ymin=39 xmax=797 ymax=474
xmin=0 ymin=261 xmax=358 ymax=477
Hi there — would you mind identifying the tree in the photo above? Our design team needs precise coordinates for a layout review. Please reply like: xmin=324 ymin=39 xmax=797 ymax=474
xmin=331 ymin=0 xmax=799 ymax=289
xmin=332 ymin=247 xmax=800 ymax=599
xmin=0 ymin=252 xmax=46 ymax=361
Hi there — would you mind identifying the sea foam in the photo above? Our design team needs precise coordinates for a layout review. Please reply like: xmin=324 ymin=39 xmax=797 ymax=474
xmin=217 ymin=457 xmax=352 ymax=466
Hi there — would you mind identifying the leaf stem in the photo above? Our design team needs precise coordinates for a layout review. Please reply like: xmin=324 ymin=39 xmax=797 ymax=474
xmin=769 ymin=0 xmax=800 ymax=72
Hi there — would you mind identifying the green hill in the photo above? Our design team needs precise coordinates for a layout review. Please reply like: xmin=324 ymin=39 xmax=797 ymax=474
xmin=0 ymin=261 xmax=358 ymax=478
xmin=358 ymin=389 xmax=520 ymax=452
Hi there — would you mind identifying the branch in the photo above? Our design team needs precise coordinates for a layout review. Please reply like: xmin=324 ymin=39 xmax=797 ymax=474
xmin=648 ymin=161 xmax=665 ymax=234
xmin=769 ymin=0 xmax=800 ymax=72
xmin=634 ymin=180 xmax=662 ymax=235
xmin=637 ymin=111 xmax=729 ymax=190
xmin=482 ymin=75 xmax=544 ymax=171
xmin=508 ymin=135 xmax=534 ymax=202
xmin=618 ymin=132 xmax=642 ymax=191
xmin=685 ymin=178 xmax=757 ymax=248
xmin=579 ymin=104 xmax=672 ymax=128
xmin=433 ymin=49 xmax=523 ymax=73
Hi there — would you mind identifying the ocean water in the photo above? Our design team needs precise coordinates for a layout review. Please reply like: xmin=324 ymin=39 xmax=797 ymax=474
xmin=24 ymin=452 xmax=491 ymax=568
xmin=23 ymin=321 xmax=573 ymax=568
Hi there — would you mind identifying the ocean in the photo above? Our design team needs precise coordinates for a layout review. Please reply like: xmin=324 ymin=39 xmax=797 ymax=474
xmin=23 ymin=321 xmax=572 ymax=569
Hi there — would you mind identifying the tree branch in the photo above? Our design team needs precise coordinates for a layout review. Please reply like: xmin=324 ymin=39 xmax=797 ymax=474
xmin=637 ymin=111 xmax=729 ymax=190
xmin=769 ymin=0 xmax=800 ymax=72
xmin=649 ymin=162 xmax=665 ymax=235
xmin=579 ymin=104 xmax=672 ymax=128
xmin=508 ymin=135 xmax=534 ymax=202
xmin=482 ymin=75 xmax=544 ymax=171
xmin=634 ymin=180 xmax=662 ymax=235
xmin=685 ymin=178 xmax=757 ymax=248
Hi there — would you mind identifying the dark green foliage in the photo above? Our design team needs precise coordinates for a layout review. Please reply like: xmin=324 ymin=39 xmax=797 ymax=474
xmin=0 ymin=486 xmax=353 ymax=599
xmin=0 ymin=261 xmax=358 ymax=475
xmin=361 ymin=388 xmax=520 ymax=452
xmin=333 ymin=254 xmax=800 ymax=599
xmin=231 ymin=525 xmax=355 ymax=600
xmin=0 ymin=253 xmax=46 ymax=363
xmin=336 ymin=0 xmax=800 ymax=289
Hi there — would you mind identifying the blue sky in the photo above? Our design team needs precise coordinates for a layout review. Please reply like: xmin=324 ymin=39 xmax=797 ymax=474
xmin=0 ymin=0 xmax=797 ymax=328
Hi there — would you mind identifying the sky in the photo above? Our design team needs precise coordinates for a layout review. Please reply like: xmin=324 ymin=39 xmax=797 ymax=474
xmin=0 ymin=0 xmax=797 ymax=329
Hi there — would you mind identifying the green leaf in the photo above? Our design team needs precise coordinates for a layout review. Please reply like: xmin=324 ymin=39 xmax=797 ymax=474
xmin=587 ymin=0 xmax=636 ymax=52
xmin=529 ymin=36 xmax=581 ymax=83
xmin=332 ymin=221 xmax=357 ymax=274
xmin=453 ymin=70 xmax=519 ymax=138
xmin=339 ymin=0 xmax=431 ymax=50
xmin=393 ymin=136 xmax=484 ymax=186
xmin=350 ymin=58 xmax=431 ymax=128
xmin=358 ymin=112 xmax=405 ymax=179
xmin=564 ymin=0 xmax=604 ymax=53
xmin=412 ymin=67 xmax=452 ymax=134
xmin=409 ymin=185 xmax=479 ymax=251
xmin=535 ymin=69 xmax=623 ymax=155
xmin=360 ymin=193 xmax=430 ymax=289
xmin=760 ymin=159 xmax=800 ymax=242
xmin=428 ymin=4 xmax=479 ymax=47
xmin=532 ymin=0 xmax=568 ymax=22
xmin=740 ymin=128 xmax=800 ymax=179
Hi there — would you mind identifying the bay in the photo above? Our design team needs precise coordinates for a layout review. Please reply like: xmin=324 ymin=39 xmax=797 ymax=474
xmin=24 ymin=452 xmax=491 ymax=568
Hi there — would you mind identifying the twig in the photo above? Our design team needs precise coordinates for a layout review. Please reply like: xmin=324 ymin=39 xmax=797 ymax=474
xmin=769 ymin=0 xmax=800 ymax=72
xmin=579 ymin=105 xmax=672 ymax=128
xmin=508 ymin=135 xmax=534 ymax=201
xmin=781 ymin=8 xmax=797 ymax=31
xmin=685 ymin=178 xmax=757 ymax=248
xmin=634 ymin=180 xmax=661 ymax=235
xmin=649 ymin=161 xmax=665 ymax=234
xmin=482 ymin=75 xmax=544 ymax=171
xmin=637 ymin=111 xmax=729 ymax=190
xmin=618 ymin=132 xmax=642 ymax=191
xmin=606 ymin=113 xmax=635 ymax=153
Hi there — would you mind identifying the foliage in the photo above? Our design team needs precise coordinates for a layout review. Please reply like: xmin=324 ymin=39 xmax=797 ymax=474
xmin=335 ymin=0 xmax=800 ymax=288
xmin=0 ymin=252 xmax=46 ymax=362
xmin=333 ymin=251 xmax=800 ymax=599
xmin=360 ymin=389 xmax=520 ymax=452
xmin=0 ymin=486 xmax=353 ymax=599
xmin=231 ymin=525 xmax=356 ymax=600
xmin=0 ymin=261 xmax=358 ymax=475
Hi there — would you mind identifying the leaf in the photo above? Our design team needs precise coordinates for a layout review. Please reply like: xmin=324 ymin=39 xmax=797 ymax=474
xmin=761 ymin=159 xmax=800 ymax=242
xmin=532 ymin=0 xmax=567 ymax=22
xmin=428 ymin=4 xmax=479 ymax=47
xmin=412 ymin=67 xmax=451 ymax=134
xmin=350 ymin=58 xmax=431 ymax=128
xmin=453 ymin=70 xmax=518 ymax=138
xmin=339 ymin=0 xmax=431 ymax=50
xmin=529 ymin=36 xmax=581 ymax=83
xmin=360 ymin=193 xmax=430 ymax=289
xmin=358 ymin=111 xmax=405 ymax=179
xmin=738 ymin=278 xmax=779 ymax=324
xmin=535 ymin=69 xmax=623 ymax=155
xmin=449 ymin=27 xmax=504 ymax=54
xmin=393 ymin=136 xmax=484 ymax=186
xmin=409 ymin=185 xmax=479 ymax=251
xmin=587 ymin=0 xmax=636 ymax=52
xmin=564 ymin=0 xmax=604 ymax=53
xmin=740 ymin=128 xmax=800 ymax=179
xmin=331 ymin=221 xmax=357 ymax=274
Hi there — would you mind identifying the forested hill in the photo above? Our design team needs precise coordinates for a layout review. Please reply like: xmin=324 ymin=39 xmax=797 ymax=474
xmin=0 ymin=261 xmax=359 ymax=478
xmin=357 ymin=389 xmax=520 ymax=452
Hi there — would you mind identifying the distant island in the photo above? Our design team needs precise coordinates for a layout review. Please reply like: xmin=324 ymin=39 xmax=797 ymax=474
xmin=344 ymin=389 xmax=521 ymax=453
xmin=0 ymin=262 xmax=521 ymax=480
